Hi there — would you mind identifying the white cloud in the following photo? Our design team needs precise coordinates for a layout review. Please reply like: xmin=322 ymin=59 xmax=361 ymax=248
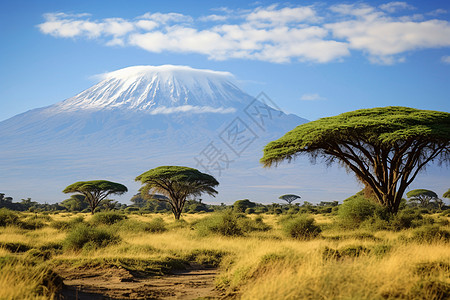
xmin=246 ymin=4 xmax=320 ymax=26
xmin=38 ymin=3 xmax=450 ymax=65
xmin=300 ymin=93 xmax=326 ymax=101
xmin=380 ymin=2 xmax=414 ymax=13
xmin=199 ymin=14 xmax=229 ymax=22
xmin=138 ymin=12 xmax=192 ymax=23
xmin=427 ymin=9 xmax=447 ymax=17
xmin=442 ymin=56 xmax=450 ymax=64
xmin=149 ymin=105 xmax=236 ymax=115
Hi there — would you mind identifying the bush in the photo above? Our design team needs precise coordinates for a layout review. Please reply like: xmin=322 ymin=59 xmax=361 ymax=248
xmin=0 ymin=208 xmax=20 ymax=227
xmin=411 ymin=226 xmax=450 ymax=243
xmin=50 ymin=216 xmax=84 ymax=231
xmin=281 ymin=215 xmax=321 ymax=240
xmin=338 ymin=194 xmax=379 ymax=228
xmin=114 ymin=217 xmax=167 ymax=233
xmin=63 ymin=224 xmax=120 ymax=251
xmin=91 ymin=212 xmax=127 ymax=225
xmin=245 ymin=208 xmax=255 ymax=214
xmin=183 ymin=249 xmax=227 ymax=267
xmin=145 ymin=217 xmax=167 ymax=233
xmin=194 ymin=211 xmax=270 ymax=237
xmin=322 ymin=245 xmax=371 ymax=260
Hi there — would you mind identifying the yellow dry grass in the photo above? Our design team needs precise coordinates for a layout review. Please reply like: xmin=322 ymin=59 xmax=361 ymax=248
xmin=0 ymin=212 xmax=449 ymax=300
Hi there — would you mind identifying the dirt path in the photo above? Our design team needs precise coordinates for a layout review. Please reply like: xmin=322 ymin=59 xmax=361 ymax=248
xmin=56 ymin=265 xmax=222 ymax=299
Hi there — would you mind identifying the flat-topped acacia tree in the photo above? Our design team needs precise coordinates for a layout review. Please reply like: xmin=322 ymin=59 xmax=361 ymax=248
xmin=135 ymin=166 xmax=219 ymax=220
xmin=406 ymin=189 xmax=438 ymax=207
xmin=279 ymin=194 xmax=301 ymax=205
xmin=444 ymin=189 xmax=450 ymax=199
xmin=261 ymin=107 xmax=450 ymax=214
xmin=63 ymin=180 xmax=128 ymax=214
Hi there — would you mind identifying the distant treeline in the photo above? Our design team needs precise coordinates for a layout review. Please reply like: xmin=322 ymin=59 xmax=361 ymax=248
xmin=1 ymin=191 xmax=448 ymax=215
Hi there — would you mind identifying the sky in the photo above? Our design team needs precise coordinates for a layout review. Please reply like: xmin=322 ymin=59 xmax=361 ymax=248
xmin=1 ymin=0 xmax=449 ymax=124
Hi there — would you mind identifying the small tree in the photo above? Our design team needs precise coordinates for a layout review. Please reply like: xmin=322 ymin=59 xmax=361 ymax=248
xmin=444 ymin=189 xmax=450 ymax=199
xmin=60 ymin=194 xmax=88 ymax=212
xmin=406 ymin=189 xmax=438 ymax=208
xmin=233 ymin=199 xmax=256 ymax=213
xmin=261 ymin=107 xmax=450 ymax=214
xmin=279 ymin=194 xmax=301 ymax=205
xmin=63 ymin=180 xmax=128 ymax=214
xmin=135 ymin=166 xmax=219 ymax=220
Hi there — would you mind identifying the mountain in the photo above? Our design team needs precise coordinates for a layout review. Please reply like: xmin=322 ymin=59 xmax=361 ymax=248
xmin=2 ymin=65 xmax=446 ymax=204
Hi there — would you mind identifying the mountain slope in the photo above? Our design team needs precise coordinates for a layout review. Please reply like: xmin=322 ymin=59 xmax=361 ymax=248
xmin=0 ymin=65 xmax=323 ymax=203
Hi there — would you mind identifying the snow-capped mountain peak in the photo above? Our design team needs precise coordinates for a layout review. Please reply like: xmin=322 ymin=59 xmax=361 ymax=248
xmin=54 ymin=65 xmax=250 ymax=114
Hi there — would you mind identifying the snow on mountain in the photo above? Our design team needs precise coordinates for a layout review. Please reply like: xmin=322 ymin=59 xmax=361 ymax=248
xmin=53 ymin=65 xmax=249 ymax=113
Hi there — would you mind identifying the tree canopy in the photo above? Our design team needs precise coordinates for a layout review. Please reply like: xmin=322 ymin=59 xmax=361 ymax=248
xmin=444 ymin=189 xmax=450 ymax=199
xmin=63 ymin=180 xmax=128 ymax=214
xmin=135 ymin=166 xmax=219 ymax=219
xmin=261 ymin=107 xmax=450 ymax=213
xmin=279 ymin=194 xmax=301 ymax=204
xmin=406 ymin=189 xmax=438 ymax=208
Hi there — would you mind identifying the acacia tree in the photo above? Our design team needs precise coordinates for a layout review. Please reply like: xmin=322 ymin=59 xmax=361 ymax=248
xmin=444 ymin=189 xmax=450 ymax=199
xmin=406 ymin=189 xmax=438 ymax=208
xmin=261 ymin=107 xmax=450 ymax=214
xmin=135 ymin=166 xmax=219 ymax=220
xmin=63 ymin=180 xmax=128 ymax=214
xmin=279 ymin=194 xmax=301 ymax=205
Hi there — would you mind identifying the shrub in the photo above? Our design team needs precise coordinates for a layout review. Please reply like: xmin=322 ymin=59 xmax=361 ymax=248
xmin=287 ymin=206 xmax=300 ymax=214
xmin=411 ymin=226 xmax=450 ymax=243
xmin=50 ymin=216 xmax=84 ymax=231
xmin=233 ymin=199 xmax=256 ymax=213
xmin=183 ymin=249 xmax=227 ymax=267
xmin=245 ymin=208 xmax=255 ymax=214
xmin=281 ymin=215 xmax=321 ymax=240
xmin=91 ymin=212 xmax=127 ymax=225
xmin=146 ymin=217 xmax=167 ymax=233
xmin=0 ymin=208 xmax=20 ymax=227
xmin=410 ymin=280 xmax=450 ymax=300
xmin=63 ymin=224 xmax=120 ymax=251
xmin=19 ymin=219 xmax=45 ymax=230
xmin=322 ymin=245 xmax=371 ymax=260
xmin=338 ymin=194 xmax=379 ymax=228
xmin=239 ymin=216 xmax=271 ymax=233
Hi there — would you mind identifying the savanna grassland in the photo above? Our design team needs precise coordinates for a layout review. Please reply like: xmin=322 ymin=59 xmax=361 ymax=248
xmin=0 ymin=207 xmax=449 ymax=300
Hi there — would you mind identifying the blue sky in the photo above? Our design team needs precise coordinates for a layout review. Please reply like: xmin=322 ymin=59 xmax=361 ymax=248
xmin=1 ymin=0 xmax=449 ymax=122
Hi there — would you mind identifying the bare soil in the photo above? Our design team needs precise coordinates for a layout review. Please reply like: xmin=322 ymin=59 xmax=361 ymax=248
xmin=55 ymin=264 xmax=222 ymax=300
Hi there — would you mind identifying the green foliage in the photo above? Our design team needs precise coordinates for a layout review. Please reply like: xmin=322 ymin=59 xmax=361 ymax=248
xmin=63 ymin=180 xmax=128 ymax=214
xmin=245 ymin=208 xmax=255 ymax=214
xmin=411 ymin=225 xmax=450 ymax=243
xmin=280 ymin=215 xmax=321 ymax=240
xmin=233 ymin=199 xmax=256 ymax=213
xmin=279 ymin=194 xmax=301 ymax=204
xmin=407 ymin=189 xmax=438 ymax=208
xmin=261 ymin=107 xmax=450 ymax=214
xmin=443 ymin=188 xmax=450 ymax=199
xmin=410 ymin=280 xmax=450 ymax=300
xmin=145 ymin=217 xmax=167 ymax=233
xmin=182 ymin=249 xmax=227 ymax=267
xmin=136 ymin=166 xmax=219 ymax=220
xmin=0 ymin=208 xmax=20 ymax=227
xmin=0 ymin=242 xmax=32 ymax=253
xmin=63 ymin=224 xmax=120 ymax=251
xmin=262 ymin=107 xmax=450 ymax=166
xmin=91 ymin=211 xmax=127 ymax=225
xmin=322 ymin=245 xmax=371 ymax=260
xmin=112 ymin=217 xmax=167 ymax=233
xmin=50 ymin=216 xmax=84 ymax=231
xmin=338 ymin=192 xmax=381 ymax=228
xmin=60 ymin=195 xmax=89 ymax=212
xmin=194 ymin=211 xmax=270 ymax=237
